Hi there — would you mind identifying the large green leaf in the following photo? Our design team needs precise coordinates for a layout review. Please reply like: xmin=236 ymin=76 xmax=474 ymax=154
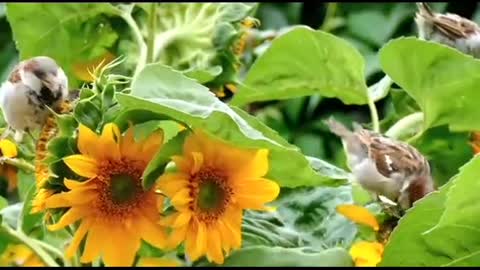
xmin=6 ymin=3 xmax=120 ymax=87
xmin=116 ymin=63 xmax=347 ymax=187
xmin=380 ymin=179 xmax=454 ymax=266
xmin=217 ymin=246 xmax=353 ymax=266
xmin=416 ymin=156 xmax=480 ymax=266
xmin=380 ymin=37 xmax=480 ymax=131
xmin=231 ymin=26 xmax=368 ymax=107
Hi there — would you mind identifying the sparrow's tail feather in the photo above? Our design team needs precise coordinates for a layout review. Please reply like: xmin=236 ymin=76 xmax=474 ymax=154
xmin=416 ymin=2 xmax=434 ymax=18
xmin=324 ymin=118 xmax=353 ymax=138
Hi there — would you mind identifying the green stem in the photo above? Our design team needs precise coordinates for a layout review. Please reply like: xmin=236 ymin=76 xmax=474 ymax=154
xmin=120 ymin=12 xmax=147 ymax=79
xmin=3 ymin=225 xmax=59 ymax=266
xmin=367 ymin=92 xmax=380 ymax=133
xmin=147 ymin=3 xmax=157 ymax=63
xmin=385 ymin=112 xmax=424 ymax=140
xmin=0 ymin=157 xmax=35 ymax=172
xmin=320 ymin=3 xmax=338 ymax=32
xmin=30 ymin=238 xmax=64 ymax=261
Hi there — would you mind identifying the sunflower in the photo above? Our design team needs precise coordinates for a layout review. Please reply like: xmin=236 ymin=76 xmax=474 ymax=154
xmin=349 ymin=241 xmax=384 ymax=267
xmin=44 ymin=123 xmax=168 ymax=266
xmin=0 ymin=139 xmax=18 ymax=193
xmin=157 ymin=130 xmax=280 ymax=264
xmin=0 ymin=244 xmax=44 ymax=267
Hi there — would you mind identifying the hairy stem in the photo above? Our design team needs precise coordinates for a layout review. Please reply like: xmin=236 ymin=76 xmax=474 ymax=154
xmin=320 ymin=3 xmax=338 ymax=32
xmin=147 ymin=3 xmax=157 ymax=63
xmin=0 ymin=157 xmax=35 ymax=172
xmin=367 ymin=93 xmax=380 ymax=133
xmin=120 ymin=12 xmax=147 ymax=79
xmin=385 ymin=112 xmax=425 ymax=140
xmin=3 ymin=225 xmax=59 ymax=266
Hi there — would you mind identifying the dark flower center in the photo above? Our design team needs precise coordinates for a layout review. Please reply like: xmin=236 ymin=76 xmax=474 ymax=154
xmin=110 ymin=174 xmax=137 ymax=204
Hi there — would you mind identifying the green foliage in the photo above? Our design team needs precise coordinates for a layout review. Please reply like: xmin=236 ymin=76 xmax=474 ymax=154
xmin=380 ymin=37 xmax=480 ymax=132
xmin=117 ymin=63 xmax=347 ymax=188
xmin=232 ymin=26 xmax=368 ymax=107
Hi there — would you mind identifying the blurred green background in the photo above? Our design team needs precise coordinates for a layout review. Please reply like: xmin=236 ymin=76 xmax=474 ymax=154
xmin=0 ymin=2 xmax=475 ymax=173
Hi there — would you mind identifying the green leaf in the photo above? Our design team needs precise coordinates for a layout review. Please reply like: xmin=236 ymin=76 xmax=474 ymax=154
xmin=0 ymin=196 xmax=7 ymax=211
xmin=380 ymin=178 xmax=454 ymax=266
xmin=184 ymin=66 xmax=222 ymax=84
xmin=142 ymin=130 xmax=189 ymax=190
xmin=413 ymin=126 xmax=473 ymax=186
xmin=274 ymin=186 xmax=358 ymax=249
xmin=117 ymin=63 xmax=345 ymax=188
xmin=6 ymin=3 xmax=121 ymax=87
xmin=19 ymin=183 xmax=43 ymax=234
xmin=74 ymin=100 xmax=103 ymax=132
xmin=380 ymin=37 xmax=480 ymax=131
xmin=17 ymin=170 xmax=36 ymax=202
xmin=213 ymin=246 xmax=353 ymax=266
xmin=231 ymin=26 xmax=368 ymax=107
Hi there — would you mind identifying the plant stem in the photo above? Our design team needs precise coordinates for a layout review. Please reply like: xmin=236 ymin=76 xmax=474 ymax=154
xmin=367 ymin=92 xmax=380 ymax=133
xmin=3 ymin=224 xmax=59 ymax=266
xmin=0 ymin=157 xmax=35 ymax=172
xmin=385 ymin=112 xmax=424 ymax=140
xmin=320 ymin=3 xmax=338 ymax=32
xmin=147 ymin=3 xmax=157 ymax=63
xmin=120 ymin=12 xmax=147 ymax=79
xmin=31 ymin=238 xmax=65 ymax=261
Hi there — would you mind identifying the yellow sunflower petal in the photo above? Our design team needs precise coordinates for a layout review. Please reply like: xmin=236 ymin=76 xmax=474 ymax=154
xmin=64 ymin=178 xmax=95 ymax=190
xmin=65 ymin=219 xmax=92 ymax=259
xmin=168 ymin=226 xmax=188 ymax=249
xmin=120 ymin=125 xmax=142 ymax=160
xmin=170 ymin=188 xmax=193 ymax=207
xmin=63 ymin=155 xmax=98 ymax=178
xmin=194 ymin=222 xmax=207 ymax=260
xmin=234 ymin=178 xmax=280 ymax=210
xmin=80 ymin=222 xmax=104 ymax=263
xmin=45 ymin=190 xmax=97 ymax=209
xmin=77 ymin=124 xmax=100 ymax=158
xmin=103 ymin=228 xmax=141 ymax=266
xmin=349 ymin=241 xmax=384 ymax=267
xmin=206 ymin=227 xmax=224 ymax=264
xmin=0 ymin=139 xmax=17 ymax=158
xmin=47 ymin=207 xmax=89 ymax=231
xmin=140 ymin=130 xmax=164 ymax=163
xmin=99 ymin=123 xmax=121 ymax=161
xmin=234 ymin=149 xmax=269 ymax=179
xmin=171 ymin=156 xmax=192 ymax=173
xmin=136 ymin=216 xmax=168 ymax=249
xmin=137 ymin=257 xmax=182 ymax=267
xmin=190 ymin=152 xmax=204 ymax=174
xmin=336 ymin=204 xmax=380 ymax=231
xmin=157 ymin=173 xmax=189 ymax=198
xmin=185 ymin=224 xmax=200 ymax=261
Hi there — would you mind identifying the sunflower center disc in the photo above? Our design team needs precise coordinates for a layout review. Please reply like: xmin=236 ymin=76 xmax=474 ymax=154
xmin=198 ymin=181 xmax=224 ymax=211
xmin=110 ymin=174 xmax=137 ymax=204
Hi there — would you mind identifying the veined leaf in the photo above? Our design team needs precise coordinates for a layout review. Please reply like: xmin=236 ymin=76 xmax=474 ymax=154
xmin=117 ymin=63 xmax=347 ymax=188
xmin=231 ymin=26 xmax=368 ymax=107
xmin=380 ymin=37 xmax=480 ymax=131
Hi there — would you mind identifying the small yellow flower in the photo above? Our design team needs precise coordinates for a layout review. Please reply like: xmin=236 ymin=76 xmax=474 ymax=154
xmin=44 ymin=123 xmax=168 ymax=266
xmin=0 ymin=244 xmax=44 ymax=267
xmin=137 ymin=257 xmax=182 ymax=267
xmin=336 ymin=204 xmax=379 ymax=231
xmin=349 ymin=241 xmax=384 ymax=267
xmin=158 ymin=130 xmax=280 ymax=264
xmin=0 ymin=139 xmax=18 ymax=193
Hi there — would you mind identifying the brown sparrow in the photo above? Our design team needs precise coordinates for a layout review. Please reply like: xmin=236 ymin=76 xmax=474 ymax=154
xmin=0 ymin=56 xmax=68 ymax=142
xmin=325 ymin=118 xmax=435 ymax=212
xmin=415 ymin=2 xmax=480 ymax=58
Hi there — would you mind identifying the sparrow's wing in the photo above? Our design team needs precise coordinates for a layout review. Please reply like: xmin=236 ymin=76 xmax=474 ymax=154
xmin=365 ymin=134 xmax=430 ymax=180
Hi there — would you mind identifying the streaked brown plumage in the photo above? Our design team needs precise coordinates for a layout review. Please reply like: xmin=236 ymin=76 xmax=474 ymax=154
xmin=325 ymin=118 xmax=435 ymax=211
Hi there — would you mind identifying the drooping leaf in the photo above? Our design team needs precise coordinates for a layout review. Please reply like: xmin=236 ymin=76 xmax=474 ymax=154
xmin=380 ymin=37 xmax=480 ymax=131
xmin=117 ymin=63 xmax=347 ymax=188
xmin=231 ymin=26 xmax=369 ymax=107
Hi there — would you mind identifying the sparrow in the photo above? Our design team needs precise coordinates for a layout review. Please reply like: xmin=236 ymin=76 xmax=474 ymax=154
xmin=324 ymin=118 xmax=435 ymax=212
xmin=0 ymin=56 xmax=68 ymax=142
xmin=415 ymin=2 xmax=480 ymax=58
